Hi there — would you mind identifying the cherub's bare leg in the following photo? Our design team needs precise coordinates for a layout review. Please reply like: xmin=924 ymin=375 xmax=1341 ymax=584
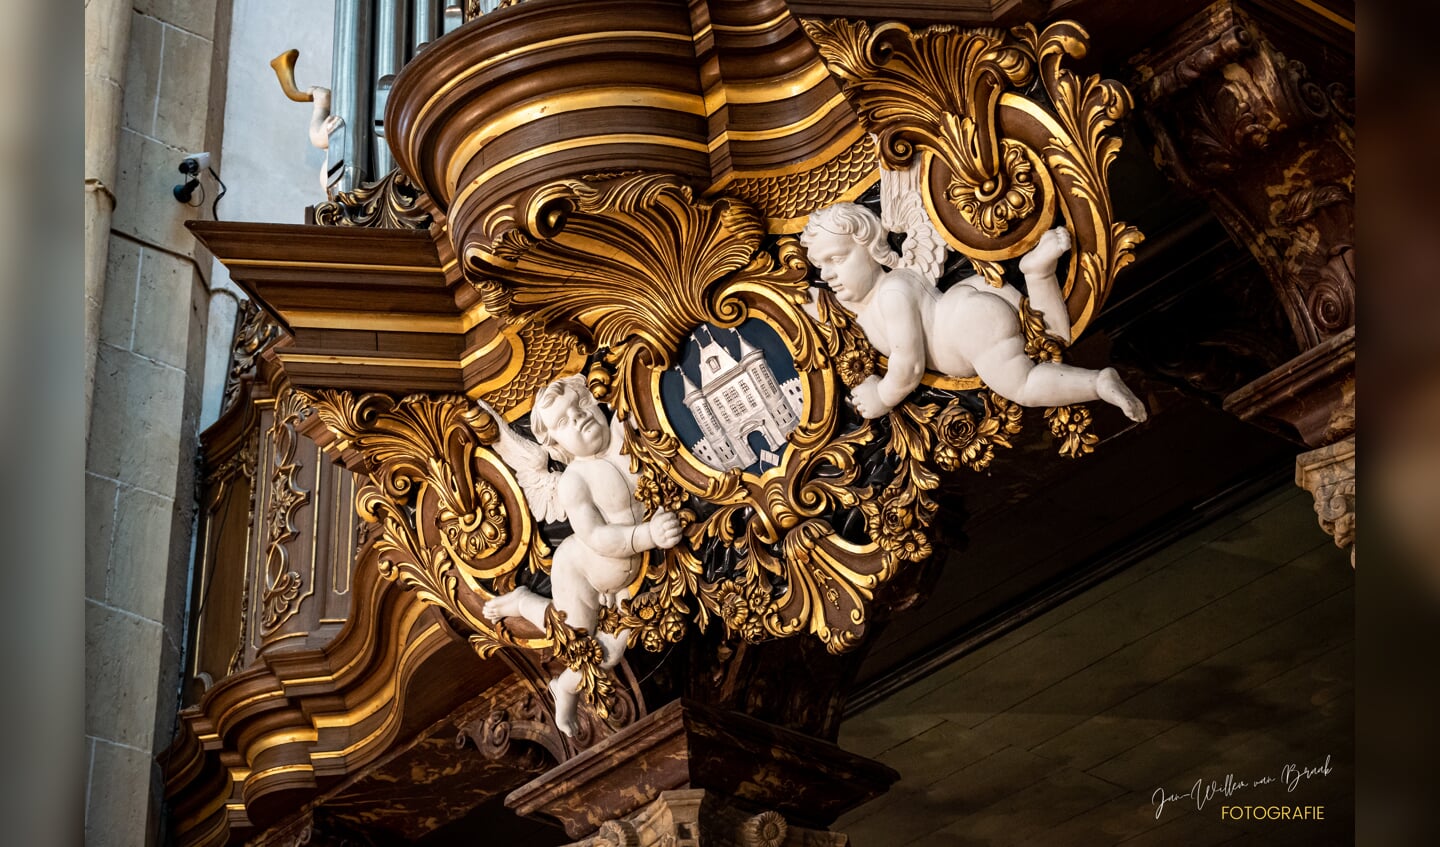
xmin=1096 ymin=367 xmax=1148 ymax=422
xmin=546 ymin=544 xmax=608 ymax=737
xmin=971 ymin=337 xmax=1147 ymax=422
xmin=548 ymin=671 xmax=581 ymax=737
xmin=598 ymin=630 xmax=631 ymax=670
xmin=482 ymin=585 xmax=549 ymax=631
xmin=550 ymin=543 xmax=602 ymax=633
xmin=1017 ymin=226 xmax=1073 ymax=343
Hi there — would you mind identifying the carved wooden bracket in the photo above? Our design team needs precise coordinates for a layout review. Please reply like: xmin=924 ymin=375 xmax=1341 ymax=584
xmin=1131 ymin=0 xmax=1355 ymax=352
xmin=454 ymin=647 xmax=649 ymax=769
xmin=1296 ymin=435 xmax=1355 ymax=566
xmin=561 ymin=789 xmax=847 ymax=847
xmin=508 ymin=699 xmax=896 ymax=841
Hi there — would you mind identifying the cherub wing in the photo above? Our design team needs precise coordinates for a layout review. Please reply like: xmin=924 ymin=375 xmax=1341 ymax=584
xmin=879 ymin=154 xmax=948 ymax=284
xmin=476 ymin=400 xmax=567 ymax=523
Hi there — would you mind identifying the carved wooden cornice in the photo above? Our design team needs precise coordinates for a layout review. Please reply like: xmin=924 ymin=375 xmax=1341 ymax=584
xmin=1223 ymin=325 xmax=1354 ymax=449
xmin=387 ymin=0 xmax=874 ymax=262
xmin=188 ymin=221 xmax=586 ymax=418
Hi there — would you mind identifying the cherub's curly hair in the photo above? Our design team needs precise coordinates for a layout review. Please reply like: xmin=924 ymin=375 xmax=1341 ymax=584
xmin=800 ymin=203 xmax=901 ymax=268
xmin=530 ymin=375 xmax=603 ymax=463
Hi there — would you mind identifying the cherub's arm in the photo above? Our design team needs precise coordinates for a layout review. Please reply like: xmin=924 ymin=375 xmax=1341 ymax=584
xmin=873 ymin=283 xmax=927 ymax=409
xmin=558 ymin=471 xmax=656 ymax=558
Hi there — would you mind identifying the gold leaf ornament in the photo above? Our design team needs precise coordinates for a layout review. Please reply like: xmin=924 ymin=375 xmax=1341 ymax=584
xmin=801 ymin=19 xmax=1038 ymax=239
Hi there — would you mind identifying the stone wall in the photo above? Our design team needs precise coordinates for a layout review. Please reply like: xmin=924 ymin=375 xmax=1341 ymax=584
xmin=86 ymin=0 xmax=339 ymax=840
xmin=85 ymin=1 xmax=225 ymax=842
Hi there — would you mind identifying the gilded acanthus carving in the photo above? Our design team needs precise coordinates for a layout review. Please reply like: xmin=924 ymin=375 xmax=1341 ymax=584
xmin=222 ymin=300 xmax=281 ymax=414
xmin=1296 ymin=436 xmax=1355 ymax=566
xmin=304 ymin=391 xmax=521 ymax=623
xmin=1131 ymin=0 xmax=1354 ymax=350
xmin=308 ymin=132 xmax=1141 ymax=739
xmin=312 ymin=168 xmax=434 ymax=230
xmin=802 ymin=19 xmax=1142 ymax=339
xmin=467 ymin=173 xmax=769 ymax=356
xmin=801 ymin=20 xmax=1037 ymax=239
xmin=260 ymin=389 xmax=314 ymax=631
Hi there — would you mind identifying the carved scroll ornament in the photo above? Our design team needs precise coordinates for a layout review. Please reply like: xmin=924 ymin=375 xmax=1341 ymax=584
xmin=802 ymin=19 xmax=1142 ymax=335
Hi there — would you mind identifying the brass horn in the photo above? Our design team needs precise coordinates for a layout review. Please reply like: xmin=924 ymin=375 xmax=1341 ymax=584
xmin=269 ymin=49 xmax=314 ymax=103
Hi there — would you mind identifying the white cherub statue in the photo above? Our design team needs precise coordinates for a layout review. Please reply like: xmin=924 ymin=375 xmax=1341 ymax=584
xmin=269 ymin=49 xmax=347 ymax=199
xmin=306 ymin=87 xmax=347 ymax=199
xmin=480 ymin=376 xmax=683 ymax=737
xmin=800 ymin=198 xmax=1147 ymax=423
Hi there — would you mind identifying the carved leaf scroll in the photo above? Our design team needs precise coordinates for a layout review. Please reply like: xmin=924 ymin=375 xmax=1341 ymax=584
xmin=468 ymin=174 xmax=769 ymax=360
xmin=803 ymin=18 xmax=1143 ymax=336
xmin=801 ymin=19 xmax=1036 ymax=238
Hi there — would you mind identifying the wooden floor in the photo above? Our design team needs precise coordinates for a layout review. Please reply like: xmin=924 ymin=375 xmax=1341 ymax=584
xmin=836 ymin=486 xmax=1354 ymax=846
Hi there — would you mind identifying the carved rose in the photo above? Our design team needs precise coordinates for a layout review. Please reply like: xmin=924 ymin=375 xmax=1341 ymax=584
xmin=865 ymin=498 xmax=932 ymax=561
xmin=632 ymin=473 xmax=660 ymax=510
xmin=880 ymin=500 xmax=913 ymax=536
xmin=630 ymin=594 xmax=670 ymax=652
xmin=1045 ymin=405 xmax=1098 ymax=458
xmin=564 ymin=637 xmax=605 ymax=672
xmin=633 ymin=468 xmax=686 ymax=514
xmin=935 ymin=405 xmax=992 ymax=471
xmin=629 ymin=593 xmax=662 ymax=624
xmin=718 ymin=581 xmax=750 ymax=629
xmin=658 ymin=609 xmax=687 ymax=644
xmin=835 ymin=344 xmax=878 ymax=389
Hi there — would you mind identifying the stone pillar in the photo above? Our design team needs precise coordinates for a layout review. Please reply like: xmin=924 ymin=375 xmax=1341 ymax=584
xmin=507 ymin=699 xmax=897 ymax=846
xmin=85 ymin=2 xmax=226 ymax=842
xmin=83 ymin=0 xmax=132 ymax=438
xmin=1131 ymin=0 xmax=1356 ymax=559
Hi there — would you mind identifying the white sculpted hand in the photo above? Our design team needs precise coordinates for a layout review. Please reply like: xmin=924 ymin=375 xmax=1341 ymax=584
xmin=850 ymin=375 xmax=890 ymax=420
xmin=647 ymin=510 xmax=683 ymax=550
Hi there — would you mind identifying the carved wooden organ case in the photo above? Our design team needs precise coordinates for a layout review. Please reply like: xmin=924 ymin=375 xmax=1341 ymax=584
xmin=170 ymin=1 xmax=1155 ymax=842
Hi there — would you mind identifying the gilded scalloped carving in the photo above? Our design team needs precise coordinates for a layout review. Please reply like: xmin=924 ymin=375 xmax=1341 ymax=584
xmin=480 ymin=320 xmax=585 ymax=417
xmin=722 ymin=135 xmax=880 ymax=231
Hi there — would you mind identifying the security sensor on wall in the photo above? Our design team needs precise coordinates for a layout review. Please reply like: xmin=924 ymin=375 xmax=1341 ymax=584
xmin=172 ymin=152 xmax=226 ymax=216
xmin=179 ymin=152 xmax=212 ymax=174
xmin=173 ymin=152 xmax=212 ymax=203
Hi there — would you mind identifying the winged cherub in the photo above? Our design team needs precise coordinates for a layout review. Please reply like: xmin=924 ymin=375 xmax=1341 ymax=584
xmin=480 ymin=376 xmax=683 ymax=737
xmin=800 ymin=197 xmax=1147 ymax=423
